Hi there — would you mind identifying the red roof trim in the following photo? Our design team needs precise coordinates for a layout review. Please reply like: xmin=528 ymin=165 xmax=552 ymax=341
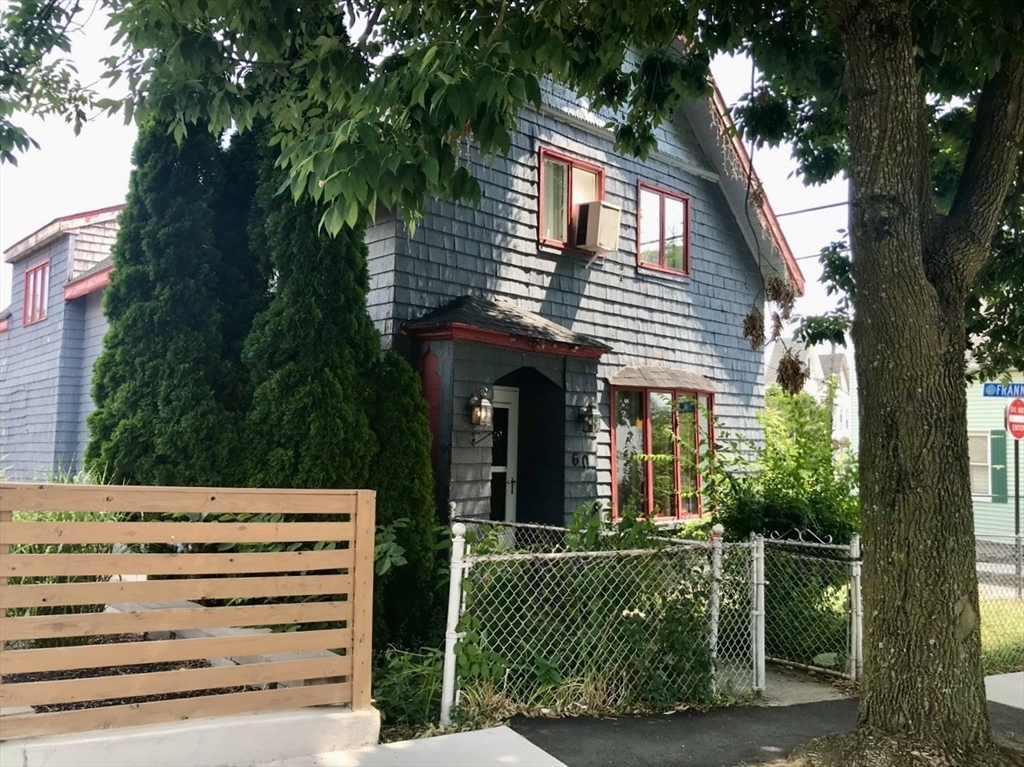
xmin=64 ymin=264 xmax=113 ymax=300
xmin=406 ymin=323 xmax=607 ymax=359
xmin=55 ymin=204 xmax=125 ymax=225
xmin=706 ymin=78 xmax=806 ymax=295
xmin=4 ymin=204 xmax=124 ymax=264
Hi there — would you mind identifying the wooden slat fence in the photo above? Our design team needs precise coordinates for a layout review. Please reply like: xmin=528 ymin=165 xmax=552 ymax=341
xmin=0 ymin=483 xmax=375 ymax=740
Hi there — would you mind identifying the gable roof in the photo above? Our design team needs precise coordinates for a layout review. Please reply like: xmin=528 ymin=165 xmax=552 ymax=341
xmin=608 ymin=365 xmax=716 ymax=392
xmin=818 ymin=353 xmax=848 ymax=382
xmin=3 ymin=205 xmax=124 ymax=265
xmin=404 ymin=295 xmax=612 ymax=358
xmin=681 ymin=79 xmax=804 ymax=295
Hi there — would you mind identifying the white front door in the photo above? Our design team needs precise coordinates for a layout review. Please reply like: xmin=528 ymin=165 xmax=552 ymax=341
xmin=490 ymin=386 xmax=520 ymax=523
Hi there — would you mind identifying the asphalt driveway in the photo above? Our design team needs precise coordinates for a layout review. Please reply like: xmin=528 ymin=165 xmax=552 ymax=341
xmin=510 ymin=700 xmax=1024 ymax=767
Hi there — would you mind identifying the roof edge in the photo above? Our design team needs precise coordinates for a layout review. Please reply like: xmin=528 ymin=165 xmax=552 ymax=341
xmin=4 ymin=204 xmax=124 ymax=265
xmin=405 ymin=322 xmax=609 ymax=359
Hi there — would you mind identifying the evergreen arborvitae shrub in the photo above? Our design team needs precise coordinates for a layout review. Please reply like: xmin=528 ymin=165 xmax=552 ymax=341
xmin=85 ymin=121 xmax=238 ymax=485
xmin=243 ymin=157 xmax=378 ymax=490
xmin=212 ymin=130 xmax=270 ymax=438
xmin=369 ymin=351 xmax=440 ymax=650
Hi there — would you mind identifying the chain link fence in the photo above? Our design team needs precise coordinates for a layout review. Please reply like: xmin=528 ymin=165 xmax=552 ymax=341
xmin=976 ymin=535 xmax=1024 ymax=673
xmin=762 ymin=537 xmax=861 ymax=680
xmin=439 ymin=523 xmax=1023 ymax=727
xmin=439 ymin=518 xmax=761 ymax=724
xmin=762 ymin=532 xmax=1023 ymax=679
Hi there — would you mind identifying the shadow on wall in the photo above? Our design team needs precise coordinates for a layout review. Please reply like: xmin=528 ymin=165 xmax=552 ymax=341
xmin=496 ymin=365 xmax=566 ymax=527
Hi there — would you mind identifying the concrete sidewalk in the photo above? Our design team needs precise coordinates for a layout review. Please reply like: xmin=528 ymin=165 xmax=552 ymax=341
xmin=262 ymin=727 xmax=565 ymax=767
xmin=986 ymin=672 xmax=1024 ymax=710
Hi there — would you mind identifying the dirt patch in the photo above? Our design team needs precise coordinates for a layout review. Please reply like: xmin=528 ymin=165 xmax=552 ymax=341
xmin=2 ymin=633 xmax=257 ymax=713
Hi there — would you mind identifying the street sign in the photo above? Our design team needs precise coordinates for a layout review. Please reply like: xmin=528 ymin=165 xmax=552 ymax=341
xmin=1007 ymin=399 xmax=1024 ymax=441
xmin=984 ymin=383 xmax=1024 ymax=397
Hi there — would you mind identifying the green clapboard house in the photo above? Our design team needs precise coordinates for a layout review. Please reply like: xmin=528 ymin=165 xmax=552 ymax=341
xmin=968 ymin=372 xmax=1023 ymax=538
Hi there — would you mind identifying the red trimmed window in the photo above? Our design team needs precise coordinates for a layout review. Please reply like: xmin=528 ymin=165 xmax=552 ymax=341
xmin=539 ymin=147 xmax=605 ymax=249
xmin=637 ymin=182 xmax=690 ymax=275
xmin=611 ymin=388 xmax=713 ymax=520
xmin=23 ymin=260 xmax=50 ymax=326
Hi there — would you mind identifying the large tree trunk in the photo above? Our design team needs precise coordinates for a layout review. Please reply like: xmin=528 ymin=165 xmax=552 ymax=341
xmin=837 ymin=0 xmax=1000 ymax=762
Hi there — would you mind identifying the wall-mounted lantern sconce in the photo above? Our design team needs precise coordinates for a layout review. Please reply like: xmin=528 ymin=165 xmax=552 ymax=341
xmin=578 ymin=399 xmax=600 ymax=435
xmin=468 ymin=388 xmax=494 ymax=429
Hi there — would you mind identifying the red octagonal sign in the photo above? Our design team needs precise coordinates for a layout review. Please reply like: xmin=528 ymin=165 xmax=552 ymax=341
xmin=1007 ymin=398 xmax=1024 ymax=441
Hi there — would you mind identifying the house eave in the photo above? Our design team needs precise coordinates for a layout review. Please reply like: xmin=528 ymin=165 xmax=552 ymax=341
xmin=406 ymin=323 xmax=608 ymax=359
xmin=4 ymin=205 xmax=124 ymax=265
xmin=64 ymin=264 xmax=113 ymax=300
xmin=672 ymin=67 xmax=805 ymax=295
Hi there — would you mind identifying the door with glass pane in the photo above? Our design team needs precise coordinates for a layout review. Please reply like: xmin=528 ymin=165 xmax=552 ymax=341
xmin=490 ymin=387 xmax=520 ymax=523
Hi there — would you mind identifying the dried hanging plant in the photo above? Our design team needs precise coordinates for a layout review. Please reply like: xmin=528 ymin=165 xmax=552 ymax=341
xmin=777 ymin=348 xmax=809 ymax=395
xmin=770 ymin=311 xmax=784 ymax=341
xmin=765 ymin=276 xmax=796 ymax=321
xmin=742 ymin=305 xmax=765 ymax=350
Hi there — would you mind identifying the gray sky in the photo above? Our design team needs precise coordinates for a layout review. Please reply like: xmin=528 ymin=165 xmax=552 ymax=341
xmin=0 ymin=8 xmax=848 ymax=320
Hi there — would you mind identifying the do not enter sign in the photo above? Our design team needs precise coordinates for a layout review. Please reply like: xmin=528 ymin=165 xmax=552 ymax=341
xmin=1007 ymin=398 xmax=1024 ymax=441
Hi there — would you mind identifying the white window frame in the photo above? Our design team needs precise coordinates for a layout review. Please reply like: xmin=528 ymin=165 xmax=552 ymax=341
xmin=968 ymin=431 xmax=990 ymax=497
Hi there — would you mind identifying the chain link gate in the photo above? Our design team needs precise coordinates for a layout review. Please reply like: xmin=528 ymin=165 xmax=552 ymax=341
xmin=761 ymin=534 xmax=862 ymax=681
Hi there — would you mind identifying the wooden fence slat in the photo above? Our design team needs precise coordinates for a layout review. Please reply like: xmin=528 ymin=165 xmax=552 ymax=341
xmin=0 ymin=683 xmax=351 ymax=741
xmin=0 ymin=484 xmax=371 ymax=741
xmin=0 ymin=484 xmax=358 ymax=515
xmin=0 ymin=628 xmax=353 ymax=675
xmin=0 ymin=656 xmax=351 ymax=708
xmin=1 ymin=574 xmax=353 ymax=608
xmin=0 ymin=521 xmax=353 ymax=545
xmin=1 ymin=549 xmax=353 ymax=577
xmin=350 ymin=490 xmax=375 ymax=710
xmin=1 ymin=601 xmax=353 ymax=641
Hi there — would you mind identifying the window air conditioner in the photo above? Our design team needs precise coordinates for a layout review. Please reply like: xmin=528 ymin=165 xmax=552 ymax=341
xmin=574 ymin=201 xmax=621 ymax=252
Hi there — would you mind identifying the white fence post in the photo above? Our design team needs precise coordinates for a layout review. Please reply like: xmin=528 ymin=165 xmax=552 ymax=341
xmin=709 ymin=524 xmax=723 ymax=692
xmin=848 ymin=533 xmax=863 ymax=682
xmin=439 ymin=522 xmax=467 ymax=728
xmin=752 ymin=535 xmax=766 ymax=692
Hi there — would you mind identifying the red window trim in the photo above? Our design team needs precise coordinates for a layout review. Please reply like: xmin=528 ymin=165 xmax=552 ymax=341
xmin=538 ymin=146 xmax=606 ymax=253
xmin=609 ymin=386 xmax=714 ymax=522
xmin=636 ymin=181 xmax=691 ymax=277
xmin=22 ymin=260 xmax=50 ymax=327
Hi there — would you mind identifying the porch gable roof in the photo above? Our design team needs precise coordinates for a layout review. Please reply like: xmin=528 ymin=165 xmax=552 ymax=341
xmin=403 ymin=295 xmax=612 ymax=359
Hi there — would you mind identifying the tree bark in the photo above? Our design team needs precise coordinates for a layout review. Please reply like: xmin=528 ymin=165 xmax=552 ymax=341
xmin=837 ymin=0 xmax=1002 ymax=761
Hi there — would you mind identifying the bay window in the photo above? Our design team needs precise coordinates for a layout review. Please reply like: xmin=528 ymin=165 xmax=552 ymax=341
xmin=612 ymin=388 xmax=713 ymax=520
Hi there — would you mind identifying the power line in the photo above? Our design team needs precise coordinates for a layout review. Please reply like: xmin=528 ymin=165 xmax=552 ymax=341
xmin=775 ymin=201 xmax=849 ymax=218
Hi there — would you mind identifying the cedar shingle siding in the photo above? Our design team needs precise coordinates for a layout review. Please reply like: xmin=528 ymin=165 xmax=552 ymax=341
xmin=1 ymin=87 xmax=773 ymax=525
xmin=1 ymin=236 xmax=75 ymax=478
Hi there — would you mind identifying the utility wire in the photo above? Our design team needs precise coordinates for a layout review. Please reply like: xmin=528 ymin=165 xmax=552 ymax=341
xmin=775 ymin=201 xmax=849 ymax=217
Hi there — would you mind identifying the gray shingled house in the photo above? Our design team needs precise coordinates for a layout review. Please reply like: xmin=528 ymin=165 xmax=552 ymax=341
xmin=0 ymin=79 xmax=803 ymax=526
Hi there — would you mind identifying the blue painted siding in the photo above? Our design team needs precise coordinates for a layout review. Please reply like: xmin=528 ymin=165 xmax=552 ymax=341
xmin=383 ymin=99 xmax=765 ymax=519
xmin=1 ymin=87 xmax=770 ymax=518
xmin=0 ymin=235 xmax=75 ymax=479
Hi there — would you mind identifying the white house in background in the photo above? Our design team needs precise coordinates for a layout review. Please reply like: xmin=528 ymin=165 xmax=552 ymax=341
xmin=766 ymin=338 xmax=853 ymax=448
